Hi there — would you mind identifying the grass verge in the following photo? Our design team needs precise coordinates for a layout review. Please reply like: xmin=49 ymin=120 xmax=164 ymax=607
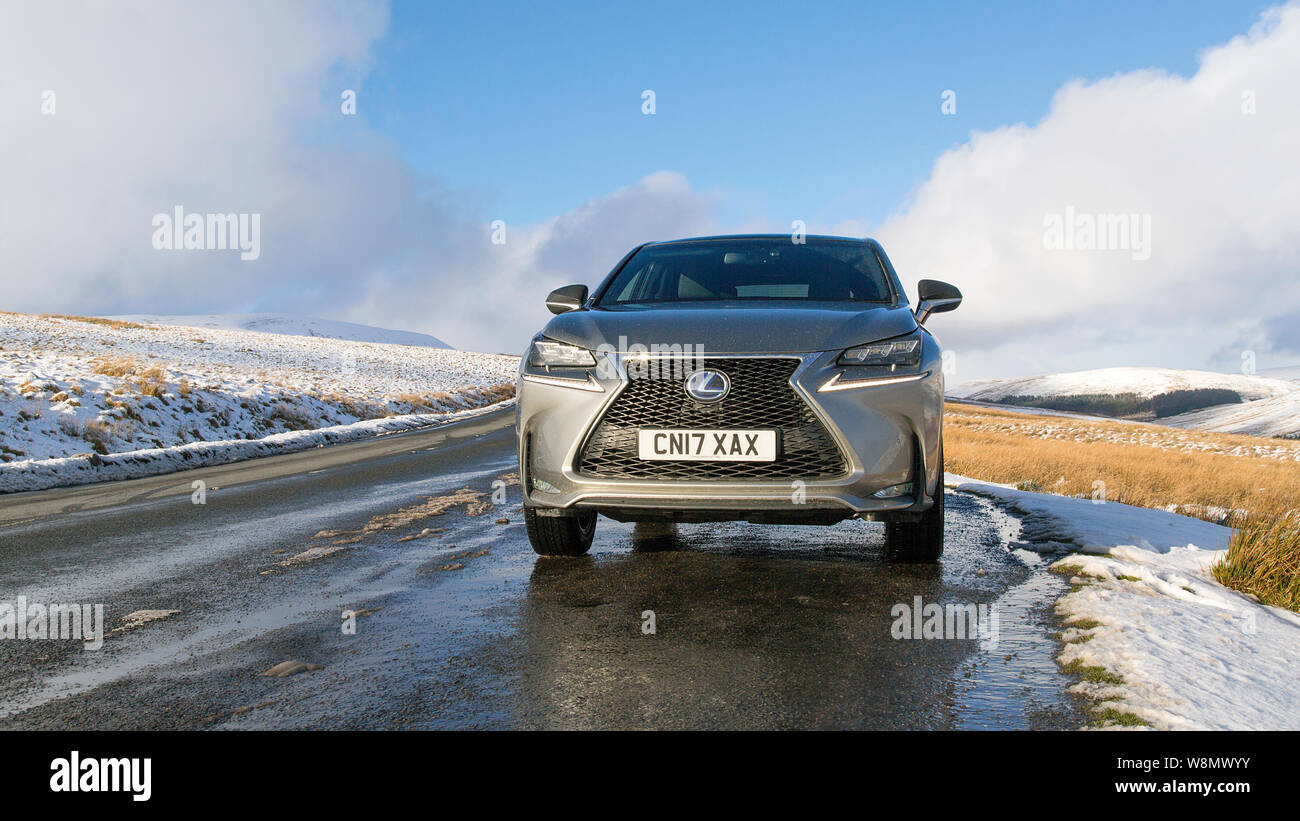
xmin=948 ymin=402 xmax=1300 ymax=612
xmin=1213 ymin=515 xmax=1300 ymax=611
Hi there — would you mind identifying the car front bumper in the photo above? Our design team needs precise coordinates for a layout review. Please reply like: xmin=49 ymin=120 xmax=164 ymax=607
xmin=516 ymin=345 xmax=944 ymax=522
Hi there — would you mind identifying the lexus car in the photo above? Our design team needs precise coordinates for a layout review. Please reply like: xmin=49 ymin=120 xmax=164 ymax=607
xmin=515 ymin=235 xmax=961 ymax=561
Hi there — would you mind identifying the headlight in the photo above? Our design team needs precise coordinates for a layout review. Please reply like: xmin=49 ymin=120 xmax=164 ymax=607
xmin=529 ymin=337 xmax=596 ymax=368
xmin=839 ymin=331 xmax=922 ymax=367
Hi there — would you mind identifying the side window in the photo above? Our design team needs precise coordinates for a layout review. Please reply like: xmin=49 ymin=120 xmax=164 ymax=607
xmin=614 ymin=264 xmax=650 ymax=302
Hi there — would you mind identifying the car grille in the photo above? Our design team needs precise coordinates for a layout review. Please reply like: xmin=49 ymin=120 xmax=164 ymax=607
xmin=576 ymin=357 xmax=848 ymax=480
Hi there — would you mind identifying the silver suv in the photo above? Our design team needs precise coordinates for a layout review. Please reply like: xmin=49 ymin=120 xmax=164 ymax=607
xmin=516 ymin=235 xmax=961 ymax=561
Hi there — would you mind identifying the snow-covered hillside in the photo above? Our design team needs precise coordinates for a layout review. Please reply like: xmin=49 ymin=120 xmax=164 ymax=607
xmin=0 ymin=312 xmax=517 ymax=492
xmin=1163 ymin=392 xmax=1300 ymax=439
xmin=949 ymin=366 xmax=1295 ymax=402
xmin=109 ymin=313 xmax=452 ymax=349
xmin=1260 ymin=364 xmax=1300 ymax=381
xmin=950 ymin=366 xmax=1300 ymax=439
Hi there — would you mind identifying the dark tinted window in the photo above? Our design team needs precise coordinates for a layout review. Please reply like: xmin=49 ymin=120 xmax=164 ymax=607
xmin=597 ymin=239 xmax=892 ymax=305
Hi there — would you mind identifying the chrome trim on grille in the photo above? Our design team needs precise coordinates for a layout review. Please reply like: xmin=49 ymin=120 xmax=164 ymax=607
xmin=575 ymin=355 xmax=849 ymax=481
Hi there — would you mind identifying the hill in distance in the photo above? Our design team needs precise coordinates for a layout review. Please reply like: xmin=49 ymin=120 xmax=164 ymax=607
xmin=108 ymin=313 xmax=452 ymax=349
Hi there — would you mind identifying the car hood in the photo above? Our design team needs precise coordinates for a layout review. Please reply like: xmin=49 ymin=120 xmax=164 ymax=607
xmin=540 ymin=301 xmax=918 ymax=355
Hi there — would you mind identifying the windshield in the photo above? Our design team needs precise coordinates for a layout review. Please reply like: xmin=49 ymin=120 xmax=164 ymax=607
xmin=596 ymin=239 xmax=894 ymax=306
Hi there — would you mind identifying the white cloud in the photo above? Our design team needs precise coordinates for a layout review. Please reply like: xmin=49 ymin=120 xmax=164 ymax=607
xmin=353 ymin=171 xmax=718 ymax=353
xmin=0 ymin=2 xmax=718 ymax=354
xmin=1 ymin=1 xmax=390 ymax=309
xmin=5 ymin=1 xmax=1298 ymax=377
xmin=873 ymin=3 xmax=1300 ymax=382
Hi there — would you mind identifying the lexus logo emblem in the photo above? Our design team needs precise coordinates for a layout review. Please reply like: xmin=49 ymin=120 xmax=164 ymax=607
xmin=684 ymin=369 xmax=730 ymax=403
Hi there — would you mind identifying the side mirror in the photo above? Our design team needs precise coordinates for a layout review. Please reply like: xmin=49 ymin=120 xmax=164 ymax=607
xmin=915 ymin=279 xmax=962 ymax=325
xmin=545 ymin=284 xmax=589 ymax=315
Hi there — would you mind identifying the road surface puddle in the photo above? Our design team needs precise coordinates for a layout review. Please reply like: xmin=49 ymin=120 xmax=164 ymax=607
xmin=949 ymin=501 xmax=1084 ymax=729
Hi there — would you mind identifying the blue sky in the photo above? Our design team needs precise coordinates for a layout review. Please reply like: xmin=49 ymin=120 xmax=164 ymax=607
xmin=363 ymin=0 xmax=1271 ymax=229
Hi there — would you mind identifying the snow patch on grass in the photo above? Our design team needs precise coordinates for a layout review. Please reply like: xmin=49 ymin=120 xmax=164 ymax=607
xmin=0 ymin=401 xmax=513 ymax=493
xmin=948 ymin=473 xmax=1300 ymax=730
xmin=0 ymin=312 xmax=519 ymax=492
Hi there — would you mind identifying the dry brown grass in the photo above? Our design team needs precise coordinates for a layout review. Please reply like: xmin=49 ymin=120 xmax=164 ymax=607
xmin=947 ymin=402 xmax=1300 ymax=611
xmin=104 ymin=397 xmax=140 ymax=420
xmin=133 ymin=366 xmax=167 ymax=397
xmin=81 ymin=420 xmax=114 ymax=454
xmin=388 ymin=384 xmax=512 ymax=412
xmin=91 ymin=356 xmax=141 ymax=377
xmin=945 ymin=402 xmax=1300 ymax=521
xmin=298 ymin=383 xmax=515 ymax=420
xmin=391 ymin=393 xmax=440 ymax=409
xmin=0 ymin=444 xmax=26 ymax=461
xmin=89 ymin=357 xmax=170 ymax=396
xmin=45 ymin=314 xmax=145 ymax=330
xmin=0 ymin=311 xmax=146 ymax=330
xmin=1213 ymin=516 xmax=1300 ymax=611
xmin=475 ymin=383 xmax=516 ymax=402
xmin=308 ymin=392 xmax=389 ymax=420
xmin=947 ymin=402 xmax=1300 ymax=461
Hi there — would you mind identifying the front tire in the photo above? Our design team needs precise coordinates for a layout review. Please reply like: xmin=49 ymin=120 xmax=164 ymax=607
xmin=524 ymin=507 xmax=596 ymax=556
xmin=884 ymin=448 xmax=944 ymax=563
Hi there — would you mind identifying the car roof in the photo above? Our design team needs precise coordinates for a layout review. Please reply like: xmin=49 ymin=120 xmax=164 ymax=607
xmin=646 ymin=233 xmax=877 ymax=246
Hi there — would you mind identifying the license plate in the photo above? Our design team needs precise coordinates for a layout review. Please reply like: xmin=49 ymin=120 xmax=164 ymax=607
xmin=637 ymin=429 xmax=777 ymax=462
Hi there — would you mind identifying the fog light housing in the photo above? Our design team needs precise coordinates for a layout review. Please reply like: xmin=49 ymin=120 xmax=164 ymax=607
xmin=872 ymin=482 xmax=913 ymax=499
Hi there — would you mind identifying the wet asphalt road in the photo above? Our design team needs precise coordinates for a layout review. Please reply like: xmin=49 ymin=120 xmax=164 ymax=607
xmin=0 ymin=408 xmax=1083 ymax=730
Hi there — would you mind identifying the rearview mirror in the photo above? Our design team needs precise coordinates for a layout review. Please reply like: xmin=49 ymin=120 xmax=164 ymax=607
xmin=915 ymin=279 xmax=962 ymax=325
xmin=545 ymin=284 xmax=589 ymax=315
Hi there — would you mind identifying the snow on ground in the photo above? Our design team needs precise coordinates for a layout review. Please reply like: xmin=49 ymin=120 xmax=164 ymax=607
xmin=0 ymin=312 xmax=518 ymax=493
xmin=1259 ymin=364 xmax=1300 ymax=382
xmin=950 ymin=366 xmax=1294 ymax=402
xmin=1162 ymin=391 xmax=1300 ymax=439
xmin=109 ymin=313 xmax=452 ymax=349
xmin=948 ymin=473 xmax=1300 ymax=730
xmin=0 ymin=403 xmax=511 ymax=494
